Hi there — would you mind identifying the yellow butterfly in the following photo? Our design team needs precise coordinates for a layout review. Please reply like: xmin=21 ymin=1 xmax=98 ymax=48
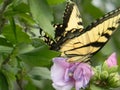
xmin=43 ymin=1 xmax=120 ymax=63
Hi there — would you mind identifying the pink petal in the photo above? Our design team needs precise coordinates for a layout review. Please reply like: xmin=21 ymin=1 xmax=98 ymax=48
xmin=64 ymin=68 xmax=71 ymax=82
xmin=53 ymin=57 xmax=69 ymax=68
xmin=73 ymin=63 xmax=93 ymax=89
xmin=51 ymin=58 xmax=69 ymax=85
xmin=51 ymin=58 xmax=94 ymax=90
xmin=51 ymin=57 xmax=74 ymax=89
xmin=52 ymin=82 xmax=74 ymax=90
xmin=106 ymin=53 xmax=117 ymax=67
xmin=75 ymin=80 xmax=85 ymax=90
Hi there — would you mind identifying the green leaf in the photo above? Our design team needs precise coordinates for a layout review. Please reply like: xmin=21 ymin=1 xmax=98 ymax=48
xmin=24 ymin=81 xmax=37 ymax=90
xmin=0 ymin=55 xmax=4 ymax=67
xmin=31 ymin=79 xmax=53 ymax=89
xmin=2 ymin=24 xmax=31 ymax=44
xmin=31 ymin=38 xmax=47 ymax=48
xmin=0 ymin=71 xmax=9 ymax=90
xmin=0 ymin=37 xmax=13 ymax=47
xmin=29 ymin=67 xmax=51 ymax=80
xmin=17 ymin=43 xmax=35 ymax=54
xmin=18 ymin=45 xmax=59 ymax=67
xmin=18 ymin=14 xmax=35 ymax=26
xmin=1 ymin=68 xmax=16 ymax=90
xmin=0 ymin=46 xmax=13 ymax=53
xmin=13 ymin=2 xmax=29 ymax=13
xmin=83 ymin=1 xmax=104 ymax=19
xmin=4 ymin=2 xmax=29 ymax=16
xmin=0 ymin=0 xmax=3 ymax=4
xmin=28 ymin=0 xmax=55 ymax=38
xmin=47 ymin=0 xmax=65 ymax=5
xmin=90 ymin=84 xmax=104 ymax=90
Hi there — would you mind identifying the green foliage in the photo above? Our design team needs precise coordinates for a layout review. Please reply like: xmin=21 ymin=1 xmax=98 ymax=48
xmin=18 ymin=45 xmax=59 ymax=67
xmin=0 ymin=0 xmax=60 ymax=89
xmin=3 ymin=24 xmax=31 ymax=44
xmin=0 ymin=0 xmax=120 ymax=90
xmin=28 ymin=0 xmax=55 ymax=38
xmin=0 ymin=71 xmax=9 ymax=90
xmin=47 ymin=0 xmax=65 ymax=5
xmin=92 ymin=61 xmax=120 ymax=89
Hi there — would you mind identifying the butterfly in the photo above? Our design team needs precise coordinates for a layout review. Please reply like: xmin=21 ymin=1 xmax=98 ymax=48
xmin=41 ymin=1 xmax=120 ymax=63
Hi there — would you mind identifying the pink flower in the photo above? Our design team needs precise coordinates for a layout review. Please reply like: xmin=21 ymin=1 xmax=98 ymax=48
xmin=106 ymin=53 xmax=117 ymax=67
xmin=51 ymin=57 xmax=94 ymax=90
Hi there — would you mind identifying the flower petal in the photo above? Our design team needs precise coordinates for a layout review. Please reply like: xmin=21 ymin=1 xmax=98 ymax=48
xmin=52 ymin=82 xmax=74 ymax=90
xmin=106 ymin=53 xmax=117 ymax=67
xmin=51 ymin=58 xmax=69 ymax=85
xmin=51 ymin=58 xmax=94 ymax=90
xmin=73 ymin=63 xmax=93 ymax=89
xmin=53 ymin=57 xmax=69 ymax=68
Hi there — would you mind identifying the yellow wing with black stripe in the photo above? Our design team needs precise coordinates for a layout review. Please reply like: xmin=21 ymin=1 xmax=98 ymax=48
xmin=44 ymin=1 xmax=120 ymax=63
xmin=51 ymin=1 xmax=84 ymax=50
xmin=60 ymin=6 xmax=120 ymax=62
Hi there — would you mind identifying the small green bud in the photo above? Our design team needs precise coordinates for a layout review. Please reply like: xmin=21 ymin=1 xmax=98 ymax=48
xmin=107 ymin=66 xmax=118 ymax=73
xmin=102 ymin=61 xmax=118 ymax=73
xmin=100 ymin=71 xmax=108 ymax=80
xmin=114 ymin=80 xmax=120 ymax=87
xmin=108 ymin=73 xmax=120 ymax=87
xmin=102 ymin=61 xmax=109 ymax=71
xmin=93 ymin=66 xmax=101 ymax=80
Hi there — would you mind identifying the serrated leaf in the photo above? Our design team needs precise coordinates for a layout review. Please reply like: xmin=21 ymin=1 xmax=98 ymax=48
xmin=28 ymin=0 xmax=55 ymax=38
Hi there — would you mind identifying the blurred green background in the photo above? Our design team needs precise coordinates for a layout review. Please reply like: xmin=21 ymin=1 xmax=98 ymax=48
xmin=0 ymin=0 xmax=120 ymax=90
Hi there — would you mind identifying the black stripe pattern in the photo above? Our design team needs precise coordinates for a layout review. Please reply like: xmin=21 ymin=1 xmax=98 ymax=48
xmin=43 ymin=1 xmax=120 ymax=62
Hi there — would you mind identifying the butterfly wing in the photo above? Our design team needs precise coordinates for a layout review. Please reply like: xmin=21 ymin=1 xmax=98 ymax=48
xmin=60 ymin=7 xmax=120 ymax=62
xmin=40 ymin=1 xmax=84 ymax=48
xmin=51 ymin=1 xmax=84 ymax=50
xmin=40 ymin=1 xmax=120 ymax=63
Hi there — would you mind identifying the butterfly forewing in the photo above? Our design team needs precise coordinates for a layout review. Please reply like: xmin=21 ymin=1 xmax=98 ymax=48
xmin=51 ymin=1 xmax=84 ymax=50
xmin=60 ymin=7 xmax=120 ymax=62
xmin=63 ymin=1 xmax=83 ymax=31
xmin=55 ymin=1 xmax=83 ymax=37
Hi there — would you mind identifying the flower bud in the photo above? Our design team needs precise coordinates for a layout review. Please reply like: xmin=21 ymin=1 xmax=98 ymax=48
xmin=108 ymin=73 xmax=120 ymax=87
xmin=100 ymin=71 xmax=108 ymax=80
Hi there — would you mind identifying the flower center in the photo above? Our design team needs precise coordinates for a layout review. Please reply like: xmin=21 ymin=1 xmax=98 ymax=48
xmin=68 ymin=72 xmax=73 ymax=77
